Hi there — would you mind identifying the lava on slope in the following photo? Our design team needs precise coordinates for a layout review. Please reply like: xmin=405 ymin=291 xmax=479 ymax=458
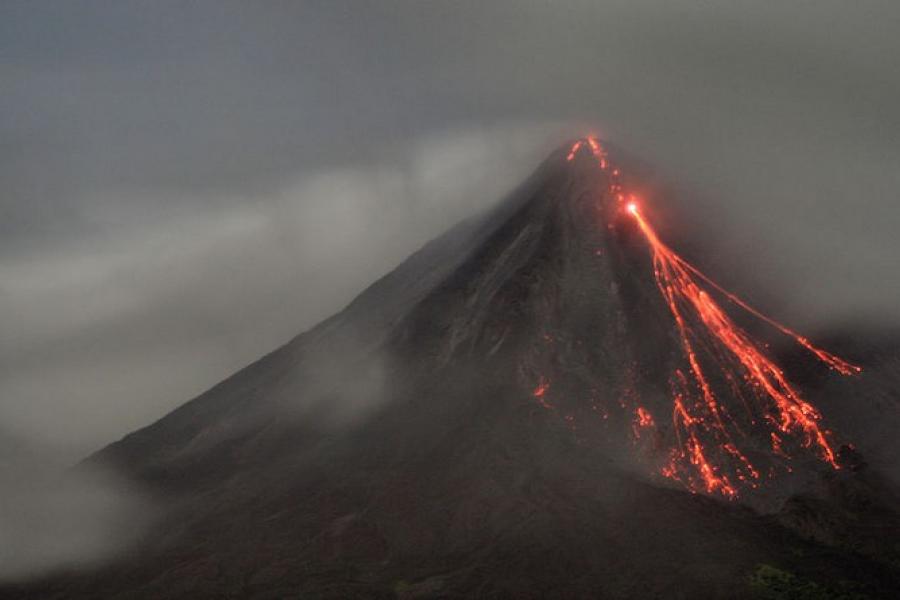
xmin=534 ymin=136 xmax=862 ymax=499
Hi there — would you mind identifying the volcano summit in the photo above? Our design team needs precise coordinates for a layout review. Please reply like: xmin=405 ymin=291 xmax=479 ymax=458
xmin=4 ymin=139 xmax=899 ymax=599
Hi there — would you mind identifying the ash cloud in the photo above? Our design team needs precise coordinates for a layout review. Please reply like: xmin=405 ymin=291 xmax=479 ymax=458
xmin=2 ymin=0 xmax=900 ymax=567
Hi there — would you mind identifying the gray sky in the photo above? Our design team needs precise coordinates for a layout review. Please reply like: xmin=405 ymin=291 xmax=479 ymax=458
xmin=3 ymin=1 xmax=900 ymax=457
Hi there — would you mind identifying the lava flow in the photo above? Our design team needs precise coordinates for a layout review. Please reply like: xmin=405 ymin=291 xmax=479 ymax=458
xmin=565 ymin=136 xmax=861 ymax=498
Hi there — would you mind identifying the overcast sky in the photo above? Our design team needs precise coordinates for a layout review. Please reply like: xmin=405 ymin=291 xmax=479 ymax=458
xmin=3 ymin=1 xmax=900 ymax=457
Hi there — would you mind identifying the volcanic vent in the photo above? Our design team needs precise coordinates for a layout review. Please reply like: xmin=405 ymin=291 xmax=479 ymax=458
xmin=6 ymin=138 xmax=896 ymax=600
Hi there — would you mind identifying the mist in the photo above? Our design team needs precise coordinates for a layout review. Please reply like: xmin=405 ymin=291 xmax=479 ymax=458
xmin=2 ymin=0 xmax=899 ymax=495
xmin=0 ymin=428 xmax=147 ymax=580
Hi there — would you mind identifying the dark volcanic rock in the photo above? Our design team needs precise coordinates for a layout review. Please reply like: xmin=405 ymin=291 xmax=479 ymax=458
xmin=3 ymin=143 xmax=899 ymax=599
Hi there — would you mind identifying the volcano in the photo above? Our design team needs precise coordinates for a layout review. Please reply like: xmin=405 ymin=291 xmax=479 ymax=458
xmin=5 ymin=139 xmax=899 ymax=599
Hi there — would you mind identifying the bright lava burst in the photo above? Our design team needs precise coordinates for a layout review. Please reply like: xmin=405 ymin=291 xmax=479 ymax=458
xmin=563 ymin=136 xmax=861 ymax=498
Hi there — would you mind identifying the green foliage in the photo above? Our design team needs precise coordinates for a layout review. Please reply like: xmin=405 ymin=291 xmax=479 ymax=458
xmin=748 ymin=564 xmax=870 ymax=600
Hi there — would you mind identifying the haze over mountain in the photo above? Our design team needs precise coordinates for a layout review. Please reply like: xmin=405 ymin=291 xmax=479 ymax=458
xmin=3 ymin=141 xmax=898 ymax=599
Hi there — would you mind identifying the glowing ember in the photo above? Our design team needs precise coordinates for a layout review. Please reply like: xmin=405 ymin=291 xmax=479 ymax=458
xmin=557 ymin=136 xmax=861 ymax=498
xmin=632 ymin=406 xmax=657 ymax=439
xmin=636 ymin=406 xmax=655 ymax=428
xmin=566 ymin=141 xmax=584 ymax=161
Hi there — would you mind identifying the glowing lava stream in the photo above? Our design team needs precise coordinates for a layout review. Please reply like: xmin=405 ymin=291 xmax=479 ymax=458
xmin=565 ymin=137 xmax=861 ymax=498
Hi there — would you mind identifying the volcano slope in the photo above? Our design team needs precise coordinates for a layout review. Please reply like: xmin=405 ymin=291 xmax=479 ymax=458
xmin=4 ymin=140 xmax=899 ymax=599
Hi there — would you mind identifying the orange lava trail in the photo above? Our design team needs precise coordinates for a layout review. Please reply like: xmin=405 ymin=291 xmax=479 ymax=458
xmin=630 ymin=204 xmax=840 ymax=469
xmin=675 ymin=258 xmax=861 ymax=375
xmin=562 ymin=136 xmax=861 ymax=497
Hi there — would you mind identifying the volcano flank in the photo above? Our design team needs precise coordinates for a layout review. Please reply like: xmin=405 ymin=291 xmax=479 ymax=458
xmin=4 ymin=140 xmax=899 ymax=599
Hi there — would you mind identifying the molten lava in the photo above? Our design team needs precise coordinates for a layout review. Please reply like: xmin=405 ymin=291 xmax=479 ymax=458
xmin=554 ymin=137 xmax=861 ymax=498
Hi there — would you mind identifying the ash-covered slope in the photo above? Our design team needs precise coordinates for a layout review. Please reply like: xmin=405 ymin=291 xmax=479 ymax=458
xmin=4 ymin=141 xmax=899 ymax=599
